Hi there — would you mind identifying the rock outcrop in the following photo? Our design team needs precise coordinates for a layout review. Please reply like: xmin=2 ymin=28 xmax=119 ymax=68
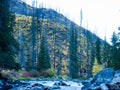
xmin=81 ymin=68 xmax=120 ymax=90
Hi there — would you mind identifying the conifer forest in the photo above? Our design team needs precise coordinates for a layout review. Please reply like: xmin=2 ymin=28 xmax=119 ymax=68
xmin=0 ymin=0 xmax=120 ymax=90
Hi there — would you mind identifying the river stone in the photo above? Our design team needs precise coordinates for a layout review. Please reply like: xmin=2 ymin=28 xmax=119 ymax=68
xmin=111 ymin=70 xmax=120 ymax=84
xmin=106 ymin=82 xmax=120 ymax=90
xmin=81 ymin=81 xmax=91 ymax=90
xmin=53 ymin=81 xmax=69 ymax=86
xmin=100 ymin=83 xmax=109 ymax=90
xmin=92 ymin=68 xmax=114 ymax=85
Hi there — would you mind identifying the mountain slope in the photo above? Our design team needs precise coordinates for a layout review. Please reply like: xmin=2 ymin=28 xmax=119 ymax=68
xmin=11 ymin=0 xmax=110 ymax=76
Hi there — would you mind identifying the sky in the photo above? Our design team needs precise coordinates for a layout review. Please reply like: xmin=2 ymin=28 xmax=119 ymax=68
xmin=23 ymin=0 xmax=120 ymax=44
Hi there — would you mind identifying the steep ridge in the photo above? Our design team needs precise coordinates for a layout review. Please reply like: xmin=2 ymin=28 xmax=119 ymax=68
xmin=10 ymin=0 xmax=109 ymax=76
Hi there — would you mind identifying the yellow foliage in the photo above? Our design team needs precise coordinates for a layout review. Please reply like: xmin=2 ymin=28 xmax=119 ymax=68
xmin=61 ymin=60 xmax=69 ymax=75
xmin=62 ymin=50 xmax=68 ymax=56
xmin=92 ymin=59 xmax=102 ymax=75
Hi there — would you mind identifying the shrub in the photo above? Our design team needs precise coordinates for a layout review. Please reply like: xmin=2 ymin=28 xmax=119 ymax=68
xmin=58 ymin=75 xmax=70 ymax=80
xmin=1 ymin=71 xmax=10 ymax=79
xmin=92 ymin=60 xmax=102 ymax=75
xmin=21 ymin=70 xmax=40 ymax=77
xmin=40 ymin=67 xmax=57 ymax=78
xmin=9 ymin=71 xmax=19 ymax=77
xmin=30 ymin=70 xmax=40 ymax=77
xmin=21 ymin=71 xmax=33 ymax=77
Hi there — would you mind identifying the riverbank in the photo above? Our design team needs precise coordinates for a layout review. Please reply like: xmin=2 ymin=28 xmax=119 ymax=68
xmin=0 ymin=68 xmax=120 ymax=90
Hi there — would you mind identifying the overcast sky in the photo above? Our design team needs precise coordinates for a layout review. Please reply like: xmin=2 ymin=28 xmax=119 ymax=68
xmin=23 ymin=0 xmax=120 ymax=44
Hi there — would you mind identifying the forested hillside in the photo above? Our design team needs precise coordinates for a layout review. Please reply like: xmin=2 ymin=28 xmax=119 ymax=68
xmin=0 ymin=0 xmax=120 ymax=79
xmin=10 ymin=0 xmax=111 ymax=78
xmin=1 ymin=1 xmax=120 ymax=90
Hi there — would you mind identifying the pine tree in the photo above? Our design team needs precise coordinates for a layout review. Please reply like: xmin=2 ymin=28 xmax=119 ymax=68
xmin=29 ymin=0 xmax=37 ymax=70
xmin=69 ymin=25 xmax=79 ymax=78
xmin=86 ymin=31 xmax=90 ymax=77
xmin=35 ymin=0 xmax=39 ymax=69
xmin=111 ymin=32 xmax=118 ymax=46
xmin=0 ymin=0 xmax=19 ymax=69
xmin=86 ymin=31 xmax=95 ymax=77
xmin=95 ymin=38 xmax=102 ymax=64
xmin=110 ymin=32 xmax=120 ymax=70
xmin=57 ymin=49 xmax=62 ymax=75
xmin=18 ymin=31 xmax=26 ymax=69
xmin=102 ymin=35 xmax=110 ymax=68
xmin=38 ymin=29 xmax=51 ymax=71
xmin=52 ymin=11 xmax=57 ymax=69
xmin=79 ymin=9 xmax=83 ymax=75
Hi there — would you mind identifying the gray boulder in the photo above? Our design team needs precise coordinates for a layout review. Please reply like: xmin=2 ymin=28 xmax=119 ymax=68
xmin=53 ymin=81 xmax=69 ymax=86
xmin=111 ymin=70 xmax=120 ymax=84
xmin=82 ymin=68 xmax=115 ymax=90
xmin=100 ymin=83 xmax=109 ymax=90
xmin=106 ymin=82 xmax=120 ymax=90
xmin=92 ymin=68 xmax=114 ymax=85
xmin=81 ymin=81 xmax=92 ymax=90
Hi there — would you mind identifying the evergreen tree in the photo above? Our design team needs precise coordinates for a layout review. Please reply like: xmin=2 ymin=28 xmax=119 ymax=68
xmin=57 ymin=49 xmax=62 ymax=75
xmin=110 ymin=32 xmax=120 ymax=70
xmin=86 ymin=31 xmax=95 ymax=77
xmin=86 ymin=31 xmax=91 ymax=77
xmin=38 ymin=29 xmax=51 ymax=71
xmin=79 ymin=9 xmax=83 ymax=75
xmin=52 ymin=11 xmax=57 ymax=69
xmin=111 ymin=32 xmax=118 ymax=46
xmin=0 ymin=0 xmax=19 ymax=69
xmin=35 ymin=0 xmax=39 ymax=69
xmin=69 ymin=25 xmax=79 ymax=78
xmin=95 ymin=38 xmax=102 ymax=64
xmin=29 ymin=0 xmax=37 ymax=70
xmin=18 ymin=31 xmax=26 ymax=69
xmin=102 ymin=36 xmax=111 ymax=68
